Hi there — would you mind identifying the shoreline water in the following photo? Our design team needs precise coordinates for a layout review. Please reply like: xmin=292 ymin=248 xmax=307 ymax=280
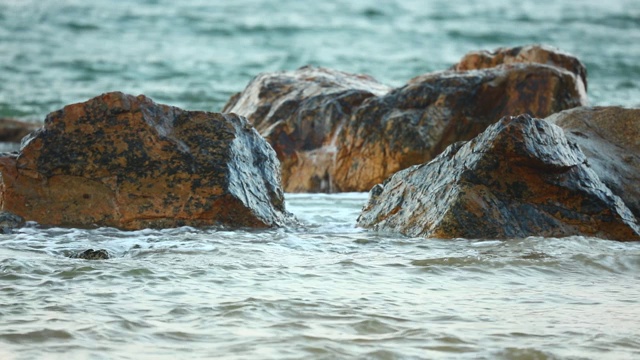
xmin=1 ymin=193 xmax=640 ymax=359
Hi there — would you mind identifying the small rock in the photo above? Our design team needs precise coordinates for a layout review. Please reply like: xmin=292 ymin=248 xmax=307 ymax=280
xmin=71 ymin=249 xmax=110 ymax=260
xmin=0 ymin=211 xmax=25 ymax=234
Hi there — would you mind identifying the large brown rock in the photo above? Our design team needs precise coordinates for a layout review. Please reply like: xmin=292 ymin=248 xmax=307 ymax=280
xmin=357 ymin=114 xmax=640 ymax=241
xmin=223 ymin=66 xmax=391 ymax=192
xmin=452 ymin=44 xmax=588 ymax=97
xmin=334 ymin=62 xmax=587 ymax=191
xmin=225 ymin=46 xmax=587 ymax=192
xmin=0 ymin=92 xmax=293 ymax=230
xmin=545 ymin=106 xmax=640 ymax=218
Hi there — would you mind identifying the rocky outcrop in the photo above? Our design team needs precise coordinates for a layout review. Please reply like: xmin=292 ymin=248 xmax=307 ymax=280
xmin=357 ymin=114 xmax=640 ymax=241
xmin=223 ymin=66 xmax=391 ymax=192
xmin=225 ymin=45 xmax=587 ymax=192
xmin=545 ymin=106 xmax=640 ymax=218
xmin=0 ymin=92 xmax=293 ymax=230
xmin=0 ymin=118 xmax=40 ymax=143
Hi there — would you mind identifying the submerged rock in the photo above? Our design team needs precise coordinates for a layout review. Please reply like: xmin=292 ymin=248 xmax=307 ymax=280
xmin=70 ymin=249 xmax=110 ymax=260
xmin=0 ymin=92 xmax=293 ymax=230
xmin=357 ymin=114 xmax=640 ymax=241
xmin=546 ymin=106 xmax=640 ymax=218
xmin=223 ymin=66 xmax=391 ymax=192
xmin=225 ymin=45 xmax=587 ymax=192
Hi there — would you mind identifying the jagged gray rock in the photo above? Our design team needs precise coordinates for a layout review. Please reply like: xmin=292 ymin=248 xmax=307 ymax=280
xmin=357 ymin=114 xmax=640 ymax=241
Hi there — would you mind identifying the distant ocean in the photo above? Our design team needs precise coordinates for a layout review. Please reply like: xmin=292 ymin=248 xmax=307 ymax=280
xmin=1 ymin=1 xmax=640 ymax=359
xmin=2 ymin=0 xmax=640 ymax=120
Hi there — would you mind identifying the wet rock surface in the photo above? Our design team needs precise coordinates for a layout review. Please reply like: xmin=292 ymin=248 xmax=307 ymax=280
xmin=546 ymin=106 xmax=640 ymax=218
xmin=223 ymin=66 xmax=391 ymax=192
xmin=0 ymin=92 xmax=293 ymax=230
xmin=226 ymin=45 xmax=587 ymax=192
xmin=357 ymin=114 xmax=640 ymax=241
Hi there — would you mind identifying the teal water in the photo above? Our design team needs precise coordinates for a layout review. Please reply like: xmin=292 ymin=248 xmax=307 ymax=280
xmin=1 ymin=1 xmax=640 ymax=359
xmin=1 ymin=0 xmax=639 ymax=120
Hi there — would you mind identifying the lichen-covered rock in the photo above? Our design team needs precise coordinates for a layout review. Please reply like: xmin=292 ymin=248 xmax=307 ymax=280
xmin=545 ymin=106 xmax=640 ymax=218
xmin=0 ymin=92 xmax=293 ymax=230
xmin=357 ymin=114 xmax=640 ymax=241
xmin=451 ymin=44 xmax=588 ymax=99
xmin=334 ymin=62 xmax=587 ymax=191
xmin=223 ymin=66 xmax=390 ymax=192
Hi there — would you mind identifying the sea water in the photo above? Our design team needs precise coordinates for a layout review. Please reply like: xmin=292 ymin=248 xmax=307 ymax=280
xmin=1 ymin=0 xmax=640 ymax=359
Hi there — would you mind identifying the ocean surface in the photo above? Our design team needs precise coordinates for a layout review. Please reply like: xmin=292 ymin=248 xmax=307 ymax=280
xmin=1 ymin=0 xmax=640 ymax=359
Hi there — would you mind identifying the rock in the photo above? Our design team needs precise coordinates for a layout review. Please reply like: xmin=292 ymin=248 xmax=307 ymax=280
xmin=545 ymin=106 xmax=640 ymax=218
xmin=225 ymin=46 xmax=588 ymax=192
xmin=0 ymin=92 xmax=293 ymax=230
xmin=70 ymin=249 xmax=110 ymax=260
xmin=223 ymin=66 xmax=391 ymax=192
xmin=357 ymin=114 xmax=640 ymax=241
xmin=0 ymin=118 xmax=40 ymax=143
xmin=0 ymin=211 xmax=25 ymax=234
xmin=451 ymin=44 xmax=588 ymax=98
xmin=334 ymin=62 xmax=587 ymax=191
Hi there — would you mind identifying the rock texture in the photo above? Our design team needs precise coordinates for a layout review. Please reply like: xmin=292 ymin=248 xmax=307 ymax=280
xmin=225 ymin=45 xmax=587 ymax=192
xmin=0 ymin=92 xmax=293 ymax=230
xmin=223 ymin=66 xmax=391 ymax=192
xmin=357 ymin=114 xmax=640 ymax=241
xmin=546 ymin=106 xmax=640 ymax=218
xmin=0 ymin=118 xmax=40 ymax=143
